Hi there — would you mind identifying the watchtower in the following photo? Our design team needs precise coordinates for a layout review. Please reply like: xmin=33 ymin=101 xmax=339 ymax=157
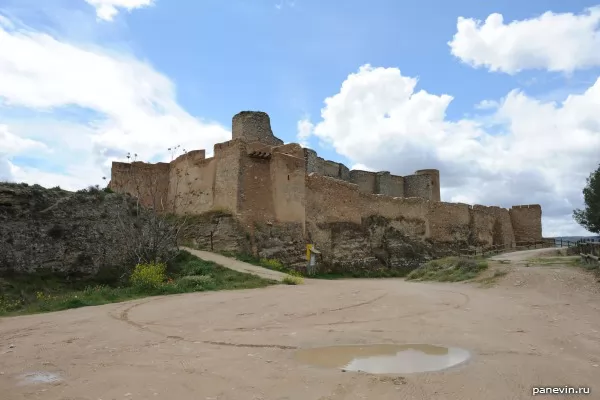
xmin=232 ymin=111 xmax=284 ymax=146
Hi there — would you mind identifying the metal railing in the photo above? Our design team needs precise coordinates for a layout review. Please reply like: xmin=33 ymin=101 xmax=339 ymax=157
xmin=460 ymin=240 xmax=553 ymax=258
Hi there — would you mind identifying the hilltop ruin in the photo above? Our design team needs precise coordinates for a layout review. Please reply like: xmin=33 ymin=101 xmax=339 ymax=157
xmin=109 ymin=111 xmax=543 ymax=272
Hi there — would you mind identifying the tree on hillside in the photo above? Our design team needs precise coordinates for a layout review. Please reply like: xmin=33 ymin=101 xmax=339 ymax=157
xmin=106 ymin=147 xmax=200 ymax=266
xmin=573 ymin=164 xmax=600 ymax=234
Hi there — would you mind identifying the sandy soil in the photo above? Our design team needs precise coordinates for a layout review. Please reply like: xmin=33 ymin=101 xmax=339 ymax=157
xmin=1 ymin=248 xmax=599 ymax=400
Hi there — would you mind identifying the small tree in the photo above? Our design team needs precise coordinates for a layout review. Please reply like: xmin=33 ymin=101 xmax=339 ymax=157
xmin=573 ymin=164 xmax=600 ymax=234
xmin=110 ymin=146 xmax=202 ymax=266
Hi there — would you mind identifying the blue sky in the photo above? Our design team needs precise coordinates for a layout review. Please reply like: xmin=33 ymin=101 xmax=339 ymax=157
xmin=1 ymin=0 xmax=600 ymax=236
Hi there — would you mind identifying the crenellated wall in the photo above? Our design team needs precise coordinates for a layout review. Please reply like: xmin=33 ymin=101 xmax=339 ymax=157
xmin=110 ymin=110 xmax=543 ymax=271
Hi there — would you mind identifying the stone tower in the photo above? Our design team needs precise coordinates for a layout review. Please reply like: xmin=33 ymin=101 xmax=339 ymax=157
xmin=415 ymin=169 xmax=441 ymax=202
xmin=232 ymin=111 xmax=284 ymax=146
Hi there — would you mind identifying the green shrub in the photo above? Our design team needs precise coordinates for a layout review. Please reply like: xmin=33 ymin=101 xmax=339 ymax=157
xmin=407 ymin=257 xmax=488 ymax=282
xmin=130 ymin=262 xmax=166 ymax=289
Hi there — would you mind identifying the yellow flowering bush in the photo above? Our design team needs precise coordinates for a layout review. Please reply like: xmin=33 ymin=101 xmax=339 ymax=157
xmin=130 ymin=262 xmax=166 ymax=289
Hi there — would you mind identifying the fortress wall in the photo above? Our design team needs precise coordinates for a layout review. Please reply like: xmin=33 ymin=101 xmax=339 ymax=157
xmin=427 ymin=201 xmax=471 ymax=243
xmin=340 ymin=164 xmax=351 ymax=181
xmin=415 ymin=169 xmax=440 ymax=201
xmin=239 ymin=154 xmax=276 ymax=223
xmin=168 ymin=155 xmax=216 ymax=214
xmin=509 ymin=204 xmax=542 ymax=242
xmin=246 ymin=142 xmax=274 ymax=155
xmin=468 ymin=205 xmax=516 ymax=248
xmin=350 ymin=170 xmax=377 ymax=194
xmin=375 ymin=172 xmax=393 ymax=196
xmin=270 ymin=152 xmax=306 ymax=225
xmin=273 ymin=143 xmax=305 ymax=158
xmin=302 ymin=148 xmax=352 ymax=182
xmin=404 ymin=174 xmax=433 ymax=200
xmin=109 ymin=161 xmax=170 ymax=210
xmin=360 ymin=194 xmax=429 ymax=238
xmin=172 ymin=149 xmax=206 ymax=164
xmin=303 ymin=149 xmax=322 ymax=175
xmin=306 ymin=174 xmax=362 ymax=225
xmin=213 ymin=140 xmax=245 ymax=214
xmin=322 ymin=160 xmax=342 ymax=178
xmin=468 ymin=205 xmax=496 ymax=246
xmin=390 ymin=174 xmax=405 ymax=197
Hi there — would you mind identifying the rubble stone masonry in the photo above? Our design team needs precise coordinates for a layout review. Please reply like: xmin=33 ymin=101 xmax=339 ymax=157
xmin=110 ymin=111 xmax=543 ymax=272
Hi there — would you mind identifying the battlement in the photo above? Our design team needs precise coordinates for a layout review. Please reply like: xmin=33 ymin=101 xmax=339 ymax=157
xmin=109 ymin=110 xmax=543 ymax=249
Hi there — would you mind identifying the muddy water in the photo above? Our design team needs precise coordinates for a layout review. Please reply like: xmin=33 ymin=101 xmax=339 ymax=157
xmin=294 ymin=344 xmax=470 ymax=374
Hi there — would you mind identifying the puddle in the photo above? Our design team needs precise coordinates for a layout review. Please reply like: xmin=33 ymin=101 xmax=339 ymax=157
xmin=17 ymin=372 xmax=62 ymax=386
xmin=294 ymin=344 xmax=470 ymax=374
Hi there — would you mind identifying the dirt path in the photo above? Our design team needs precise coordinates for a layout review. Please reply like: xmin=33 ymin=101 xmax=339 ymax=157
xmin=180 ymin=246 xmax=290 ymax=282
xmin=1 ymin=249 xmax=599 ymax=400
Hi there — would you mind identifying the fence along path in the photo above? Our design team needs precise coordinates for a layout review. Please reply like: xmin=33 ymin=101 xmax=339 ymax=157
xmin=579 ymin=242 xmax=600 ymax=268
xmin=460 ymin=237 xmax=600 ymax=261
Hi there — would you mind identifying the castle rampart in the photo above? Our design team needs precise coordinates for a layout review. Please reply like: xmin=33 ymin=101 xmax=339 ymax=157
xmin=110 ymin=110 xmax=543 ymax=270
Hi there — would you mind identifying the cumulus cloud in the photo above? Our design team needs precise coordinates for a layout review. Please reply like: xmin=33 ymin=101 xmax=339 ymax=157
xmin=296 ymin=118 xmax=313 ymax=147
xmin=449 ymin=7 xmax=600 ymax=74
xmin=298 ymin=64 xmax=600 ymax=236
xmin=84 ymin=0 xmax=154 ymax=21
xmin=0 ymin=124 xmax=49 ymax=182
xmin=0 ymin=15 xmax=230 ymax=189
xmin=0 ymin=125 xmax=49 ymax=155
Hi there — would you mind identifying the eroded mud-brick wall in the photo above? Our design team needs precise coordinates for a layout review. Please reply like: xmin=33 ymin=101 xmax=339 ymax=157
xmin=509 ymin=204 xmax=543 ymax=242
xmin=109 ymin=162 xmax=170 ymax=210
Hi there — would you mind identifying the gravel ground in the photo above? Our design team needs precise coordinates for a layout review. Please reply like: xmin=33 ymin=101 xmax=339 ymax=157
xmin=1 ymin=248 xmax=599 ymax=400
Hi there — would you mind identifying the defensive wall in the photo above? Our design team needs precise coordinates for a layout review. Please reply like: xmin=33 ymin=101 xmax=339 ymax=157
xmin=109 ymin=111 xmax=543 ymax=271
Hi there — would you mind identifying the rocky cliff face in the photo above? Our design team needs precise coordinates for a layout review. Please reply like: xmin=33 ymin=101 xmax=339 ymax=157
xmin=0 ymin=183 xmax=175 ymax=278
xmin=180 ymin=211 xmax=444 ymax=275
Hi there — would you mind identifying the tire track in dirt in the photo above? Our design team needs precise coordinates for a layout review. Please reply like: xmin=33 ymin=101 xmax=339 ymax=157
xmin=108 ymin=298 xmax=299 ymax=350
xmin=213 ymin=292 xmax=389 ymax=332
xmin=314 ymin=289 xmax=470 ymax=327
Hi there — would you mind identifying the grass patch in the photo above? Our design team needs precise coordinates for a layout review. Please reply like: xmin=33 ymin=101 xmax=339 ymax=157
xmin=0 ymin=250 xmax=275 ymax=317
xmin=406 ymin=257 xmax=488 ymax=282
xmin=525 ymin=256 xmax=581 ymax=267
xmin=218 ymin=251 xmax=410 ymax=279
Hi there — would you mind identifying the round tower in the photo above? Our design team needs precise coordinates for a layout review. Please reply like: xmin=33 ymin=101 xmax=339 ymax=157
xmin=232 ymin=111 xmax=284 ymax=146
xmin=415 ymin=169 xmax=441 ymax=201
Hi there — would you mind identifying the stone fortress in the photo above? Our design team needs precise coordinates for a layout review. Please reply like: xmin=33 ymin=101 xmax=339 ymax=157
xmin=109 ymin=111 xmax=543 ymax=272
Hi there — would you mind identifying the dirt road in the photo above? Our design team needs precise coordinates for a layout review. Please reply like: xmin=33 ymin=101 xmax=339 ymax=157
xmin=180 ymin=247 xmax=290 ymax=282
xmin=1 ymin=249 xmax=599 ymax=400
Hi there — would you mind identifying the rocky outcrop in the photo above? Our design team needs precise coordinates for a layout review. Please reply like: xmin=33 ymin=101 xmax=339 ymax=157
xmin=0 ymin=183 xmax=176 ymax=279
xmin=178 ymin=211 xmax=251 ymax=254
xmin=306 ymin=216 xmax=437 ymax=275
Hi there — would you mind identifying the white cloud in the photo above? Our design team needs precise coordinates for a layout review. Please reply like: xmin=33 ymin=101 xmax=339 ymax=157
xmin=474 ymin=99 xmax=499 ymax=110
xmin=296 ymin=118 xmax=313 ymax=147
xmin=0 ymin=15 xmax=230 ymax=189
xmin=0 ymin=124 xmax=49 ymax=182
xmin=84 ymin=0 xmax=154 ymax=21
xmin=299 ymin=64 xmax=600 ymax=236
xmin=449 ymin=7 xmax=600 ymax=74
xmin=0 ymin=124 xmax=48 ymax=155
